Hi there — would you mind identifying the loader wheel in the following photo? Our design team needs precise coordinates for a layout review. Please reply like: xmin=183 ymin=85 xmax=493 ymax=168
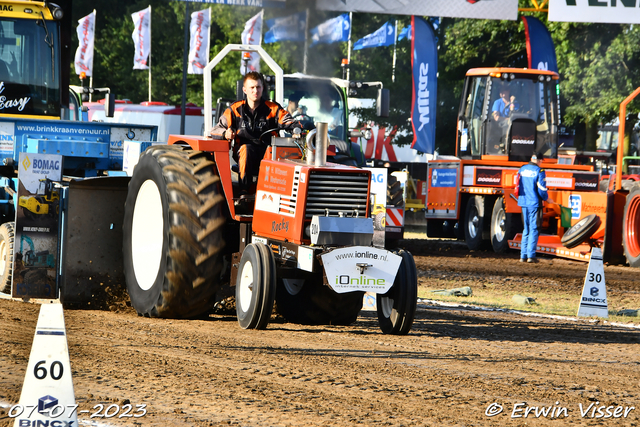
xmin=377 ymin=249 xmax=417 ymax=335
xmin=123 ymin=145 xmax=226 ymax=318
xmin=0 ymin=221 xmax=14 ymax=293
xmin=236 ymin=243 xmax=276 ymax=330
xmin=561 ymin=214 xmax=601 ymax=250
xmin=275 ymin=270 xmax=363 ymax=325
xmin=623 ymin=184 xmax=640 ymax=267
xmin=490 ymin=196 xmax=517 ymax=253
xmin=374 ymin=211 xmax=386 ymax=230
xmin=464 ymin=196 xmax=486 ymax=251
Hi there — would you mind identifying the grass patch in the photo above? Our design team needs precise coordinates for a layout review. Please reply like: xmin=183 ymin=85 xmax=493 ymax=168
xmin=418 ymin=282 xmax=640 ymax=325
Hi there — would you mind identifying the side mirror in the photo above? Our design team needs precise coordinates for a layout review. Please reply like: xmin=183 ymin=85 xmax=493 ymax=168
xmin=377 ymin=88 xmax=390 ymax=118
xmin=104 ymin=93 xmax=116 ymax=118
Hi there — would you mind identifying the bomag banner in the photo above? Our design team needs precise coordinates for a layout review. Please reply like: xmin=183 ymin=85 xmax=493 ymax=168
xmin=549 ymin=0 xmax=640 ymax=24
xmin=316 ymin=0 xmax=518 ymax=20
xmin=12 ymin=153 xmax=63 ymax=299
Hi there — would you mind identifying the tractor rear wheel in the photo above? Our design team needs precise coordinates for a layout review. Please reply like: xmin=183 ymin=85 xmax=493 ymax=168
xmin=235 ymin=243 xmax=276 ymax=330
xmin=275 ymin=270 xmax=363 ymax=325
xmin=0 ymin=221 xmax=14 ymax=293
xmin=377 ymin=249 xmax=417 ymax=335
xmin=123 ymin=145 xmax=226 ymax=318
xmin=623 ymin=184 xmax=640 ymax=267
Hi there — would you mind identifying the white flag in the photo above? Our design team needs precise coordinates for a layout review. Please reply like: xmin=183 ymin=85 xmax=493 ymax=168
xmin=188 ymin=8 xmax=211 ymax=74
xmin=131 ymin=6 xmax=151 ymax=70
xmin=74 ymin=10 xmax=96 ymax=76
xmin=240 ymin=10 xmax=263 ymax=75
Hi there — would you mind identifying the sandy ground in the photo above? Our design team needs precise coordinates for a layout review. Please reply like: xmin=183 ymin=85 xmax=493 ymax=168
xmin=1 ymin=239 xmax=639 ymax=426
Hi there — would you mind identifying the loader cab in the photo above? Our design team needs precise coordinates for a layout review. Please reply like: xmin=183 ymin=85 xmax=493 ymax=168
xmin=0 ymin=2 xmax=70 ymax=119
xmin=457 ymin=68 xmax=559 ymax=162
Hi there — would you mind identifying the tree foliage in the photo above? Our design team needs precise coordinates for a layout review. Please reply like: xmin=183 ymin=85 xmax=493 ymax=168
xmin=68 ymin=0 xmax=640 ymax=153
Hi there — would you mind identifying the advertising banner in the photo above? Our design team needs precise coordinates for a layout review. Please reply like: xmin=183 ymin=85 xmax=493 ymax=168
xmin=410 ymin=16 xmax=437 ymax=155
xmin=74 ymin=10 xmax=96 ymax=76
xmin=188 ymin=8 xmax=211 ymax=74
xmin=264 ymin=11 xmax=306 ymax=43
xmin=174 ymin=0 xmax=284 ymax=7
xmin=549 ymin=0 xmax=640 ymax=24
xmin=12 ymin=153 xmax=63 ymax=299
xmin=316 ymin=0 xmax=518 ymax=20
xmin=353 ymin=21 xmax=395 ymax=50
xmin=241 ymin=10 xmax=263 ymax=75
xmin=522 ymin=16 xmax=558 ymax=73
xmin=310 ymin=13 xmax=350 ymax=45
xmin=131 ymin=6 xmax=151 ymax=70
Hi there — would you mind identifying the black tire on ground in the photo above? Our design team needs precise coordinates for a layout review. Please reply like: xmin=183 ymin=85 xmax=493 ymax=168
xmin=235 ymin=243 xmax=276 ymax=330
xmin=122 ymin=145 xmax=226 ymax=318
xmin=0 ymin=221 xmax=14 ymax=293
xmin=377 ymin=249 xmax=417 ymax=335
xmin=464 ymin=196 xmax=486 ymax=251
xmin=561 ymin=214 xmax=602 ymax=249
xmin=275 ymin=270 xmax=363 ymax=325
xmin=623 ymin=184 xmax=640 ymax=267
xmin=490 ymin=196 xmax=517 ymax=253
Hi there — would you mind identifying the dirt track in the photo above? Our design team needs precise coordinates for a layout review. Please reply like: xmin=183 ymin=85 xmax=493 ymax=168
xmin=1 ymin=239 xmax=639 ymax=426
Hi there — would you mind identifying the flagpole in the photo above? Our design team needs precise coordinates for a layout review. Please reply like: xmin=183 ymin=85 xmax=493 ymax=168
xmin=392 ymin=20 xmax=398 ymax=83
xmin=180 ymin=2 xmax=190 ymax=134
xmin=346 ymin=12 xmax=352 ymax=81
xmin=89 ymin=10 xmax=96 ymax=101
xmin=303 ymin=8 xmax=309 ymax=74
xmin=148 ymin=5 xmax=152 ymax=103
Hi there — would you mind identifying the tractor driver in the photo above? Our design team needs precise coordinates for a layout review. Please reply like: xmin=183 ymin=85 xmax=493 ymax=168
xmin=210 ymin=71 xmax=301 ymax=195
xmin=492 ymin=83 xmax=520 ymax=122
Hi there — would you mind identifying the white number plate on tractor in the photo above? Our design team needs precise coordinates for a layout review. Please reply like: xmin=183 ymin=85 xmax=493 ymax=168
xmin=320 ymin=246 xmax=402 ymax=294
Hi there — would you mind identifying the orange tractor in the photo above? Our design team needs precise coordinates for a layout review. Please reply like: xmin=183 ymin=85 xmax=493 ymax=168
xmin=425 ymin=67 xmax=640 ymax=267
xmin=121 ymin=45 xmax=417 ymax=334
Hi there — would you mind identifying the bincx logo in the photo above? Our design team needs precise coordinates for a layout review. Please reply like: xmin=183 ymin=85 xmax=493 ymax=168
xmin=590 ymin=286 xmax=599 ymax=297
xmin=38 ymin=395 xmax=58 ymax=414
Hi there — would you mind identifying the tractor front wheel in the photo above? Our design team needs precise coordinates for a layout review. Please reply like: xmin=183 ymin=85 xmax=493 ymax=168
xmin=377 ymin=249 xmax=417 ymax=335
xmin=235 ymin=243 xmax=276 ymax=330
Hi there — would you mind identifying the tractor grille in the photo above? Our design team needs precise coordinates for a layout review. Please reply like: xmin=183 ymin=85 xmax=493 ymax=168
xmin=305 ymin=171 xmax=369 ymax=219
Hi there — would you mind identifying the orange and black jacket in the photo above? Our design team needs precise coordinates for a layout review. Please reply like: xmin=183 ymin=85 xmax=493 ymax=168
xmin=211 ymin=99 xmax=299 ymax=145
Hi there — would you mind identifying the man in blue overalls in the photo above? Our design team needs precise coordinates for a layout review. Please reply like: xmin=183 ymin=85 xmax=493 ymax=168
xmin=516 ymin=154 xmax=551 ymax=263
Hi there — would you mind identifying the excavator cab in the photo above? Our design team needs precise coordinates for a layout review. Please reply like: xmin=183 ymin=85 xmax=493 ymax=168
xmin=457 ymin=68 xmax=559 ymax=162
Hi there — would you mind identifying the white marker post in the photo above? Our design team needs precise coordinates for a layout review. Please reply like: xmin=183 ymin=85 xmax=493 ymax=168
xmin=13 ymin=302 xmax=77 ymax=426
xmin=577 ymin=247 xmax=608 ymax=318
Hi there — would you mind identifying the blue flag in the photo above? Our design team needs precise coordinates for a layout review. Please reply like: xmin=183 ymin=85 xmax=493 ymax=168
xmin=264 ymin=11 xmax=306 ymax=44
xmin=410 ymin=16 xmax=437 ymax=154
xmin=353 ymin=21 xmax=395 ymax=50
xmin=398 ymin=25 xmax=411 ymax=41
xmin=310 ymin=13 xmax=350 ymax=45
xmin=522 ymin=16 xmax=558 ymax=72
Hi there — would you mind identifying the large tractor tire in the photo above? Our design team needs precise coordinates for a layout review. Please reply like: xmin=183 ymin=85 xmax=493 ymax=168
xmin=0 ymin=221 xmax=14 ymax=293
xmin=490 ymin=196 xmax=517 ymax=253
xmin=235 ymin=243 xmax=276 ymax=330
xmin=623 ymin=184 xmax=640 ymax=267
xmin=123 ymin=146 xmax=226 ymax=318
xmin=387 ymin=175 xmax=403 ymax=207
xmin=275 ymin=270 xmax=363 ymax=325
xmin=377 ymin=249 xmax=417 ymax=335
xmin=561 ymin=214 xmax=601 ymax=249
xmin=464 ymin=196 xmax=486 ymax=251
